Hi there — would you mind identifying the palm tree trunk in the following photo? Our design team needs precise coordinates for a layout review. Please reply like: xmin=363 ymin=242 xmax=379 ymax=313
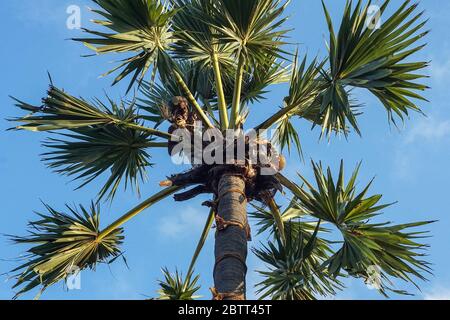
xmin=213 ymin=174 xmax=248 ymax=300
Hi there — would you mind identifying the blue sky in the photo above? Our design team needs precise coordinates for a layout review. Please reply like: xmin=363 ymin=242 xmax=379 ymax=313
xmin=1 ymin=0 xmax=450 ymax=300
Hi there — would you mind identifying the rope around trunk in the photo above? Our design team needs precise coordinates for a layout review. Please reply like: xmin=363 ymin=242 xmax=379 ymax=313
xmin=210 ymin=287 xmax=246 ymax=301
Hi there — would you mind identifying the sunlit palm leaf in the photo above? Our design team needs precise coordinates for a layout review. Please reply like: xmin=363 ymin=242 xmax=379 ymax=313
xmin=10 ymin=202 xmax=123 ymax=299
xmin=157 ymin=268 xmax=201 ymax=300
xmin=289 ymin=160 xmax=434 ymax=296
xmin=281 ymin=54 xmax=361 ymax=138
xmin=140 ymin=60 xmax=216 ymax=103
xmin=320 ymin=0 xmax=429 ymax=134
xmin=12 ymin=86 xmax=168 ymax=200
xmin=10 ymin=86 xmax=126 ymax=132
xmin=250 ymin=200 xmax=327 ymax=237
xmin=207 ymin=0 xmax=290 ymax=65
xmin=74 ymin=0 xmax=177 ymax=92
xmin=10 ymin=85 xmax=172 ymax=139
xmin=160 ymin=59 xmax=217 ymax=101
xmin=207 ymin=0 xmax=291 ymax=127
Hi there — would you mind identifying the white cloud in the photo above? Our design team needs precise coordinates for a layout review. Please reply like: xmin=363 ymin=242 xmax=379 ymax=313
xmin=405 ymin=117 xmax=450 ymax=144
xmin=423 ymin=287 xmax=450 ymax=300
xmin=158 ymin=207 xmax=206 ymax=239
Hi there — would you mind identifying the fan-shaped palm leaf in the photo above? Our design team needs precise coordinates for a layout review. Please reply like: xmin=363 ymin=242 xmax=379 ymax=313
xmin=157 ymin=268 xmax=201 ymax=300
xmin=171 ymin=0 xmax=236 ymax=70
xmin=250 ymin=200 xmax=330 ymax=239
xmin=286 ymin=160 xmax=434 ymax=296
xmin=42 ymin=126 xmax=165 ymax=201
xmin=10 ymin=203 xmax=124 ymax=299
xmin=319 ymin=0 xmax=429 ymax=134
xmin=10 ymin=85 xmax=172 ymax=139
xmin=257 ymin=53 xmax=362 ymax=140
xmin=74 ymin=0 xmax=177 ymax=92
xmin=207 ymin=0 xmax=290 ymax=65
xmin=10 ymin=86 xmax=124 ymax=131
xmin=237 ymin=57 xmax=291 ymax=105
xmin=254 ymin=222 xmax=343 ymax=300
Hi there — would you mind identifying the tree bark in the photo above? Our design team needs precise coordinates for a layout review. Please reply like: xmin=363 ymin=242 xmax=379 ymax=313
xmin=214 ymin=174 xmax=248 ymax=300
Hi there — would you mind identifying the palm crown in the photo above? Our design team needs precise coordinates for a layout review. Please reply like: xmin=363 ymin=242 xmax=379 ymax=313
xmin=8 ymin=0 xmax=433 ymax=300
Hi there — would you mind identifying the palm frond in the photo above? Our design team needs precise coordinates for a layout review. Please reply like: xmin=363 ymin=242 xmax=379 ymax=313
xmin=208 ymin=0 xmax=290 ymax=65
xmin=321 ymin=0 xmax=429 ymax=132
xmin=273 ymin=115 xmax=302 ymax=157
xmin=137 ymin=81 xmax=174 ymax=127
xmin=42 ymin=126 xmax=161 ymax=201
xmin=289 ymin=160 xmax=434 ymax=296
xmin=171 ymin=0 xmax=235 ymax=128
xmin=172 ymin=0 xmax=291 ymax=127
xmin=10 ymin=202 xmax=123 ymax=299
xmin=137 ymin=60 xmax=220 ymax=126
xmin=250 ymin=199 xmax=334 ymax=267
xmin=74 ymin=0 xmax=177 ymax=92
xmin=10 ymin=86 xmax=125 ymax=131
xmin=255 ymin=55 xmax=327 ymax=132
xmin=171 ymin=0 xmax=236 ymax=69
xmin=250 ymin=200 xmax=329 ymax=237
xmin=311 ymin=76 xmax=363 ymax=137
xmin=10 ymin=85 xmax=172 ymax=139
xmin=282 ymin=53 xmax=361 ymax=138
xmin=239 ymin=58 xmax=291 ymax=105
xmin=253 ymin=222 xmax=343 ymax=300
xmin=157 ymin=268 xmax=201 ymax=300
xmin=206 ymin=0 xmax=291 ymax=127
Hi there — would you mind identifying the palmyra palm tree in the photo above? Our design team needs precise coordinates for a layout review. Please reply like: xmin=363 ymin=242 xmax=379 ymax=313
xmin=8 ymin=0 xmax=433 ymax=300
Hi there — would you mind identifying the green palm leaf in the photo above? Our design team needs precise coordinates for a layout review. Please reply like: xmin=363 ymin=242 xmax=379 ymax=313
xmin=207 ymin=0 xmax=290 ymax=65
xmin=236 ymin=57 xmax=291 ymax=105
xmin=42 ymin=126 xmax=162 ymax=201
xmin=10 ymin=86 xmax=125 ymax=132
xmin=287 ymin=160 xmax=434 ymax=296
xmin=272 ymin=115 xmax=302 ymax=157
xmin=250 ymin=200 xmax=333 ymax=265
xmin=208 ymin=0 xmax=290 ymax=127
xmin=74 ymin=0 xmax=177 ymax=92
xmin=10 ymin=85 xmax=172 ymax=139
xmin=255 ymin=55 xmax=328 ymax=131
xmin=136 ymin=81 xmax=174 ymax=127
xmin=137 ymin=60 xmax=221 ymax=126
xmin=319 ymin=0 xmax=429 ymax=134
xmin=171 ymin=0 xmax=236 ymax=70
xmin=253 ymin=222 xmax=343 ymax=300
xmin=11 ymin=86 xmax=170 ymax=200
xmin=10 ymin=202 xmax=124 ymax=299
xmin=157 ymin=268 xmax=201 ymax=300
